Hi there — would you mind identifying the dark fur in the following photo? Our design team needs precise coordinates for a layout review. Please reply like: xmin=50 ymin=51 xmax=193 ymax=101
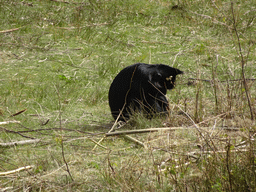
xmin=108 ymin=63 xmax=183 ymax=121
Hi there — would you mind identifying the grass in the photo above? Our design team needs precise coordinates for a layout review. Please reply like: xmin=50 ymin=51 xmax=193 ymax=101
xmin=0 ymin=0 xmax=256 ymax=191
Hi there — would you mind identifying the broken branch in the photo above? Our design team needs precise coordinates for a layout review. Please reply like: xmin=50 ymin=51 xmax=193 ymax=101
xmin=0 ymin=139 xmax=40 ymax=147
xmin=0 ymin=165 xmax=34 ymax=176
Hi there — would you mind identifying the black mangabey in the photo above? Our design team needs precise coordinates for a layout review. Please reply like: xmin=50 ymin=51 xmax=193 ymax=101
xmin=108 ymin=63 xmax=183 ymax=121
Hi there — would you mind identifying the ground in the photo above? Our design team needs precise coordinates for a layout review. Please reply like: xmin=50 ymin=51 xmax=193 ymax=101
xmin=0 ymin=0 xmax=256 ymax=191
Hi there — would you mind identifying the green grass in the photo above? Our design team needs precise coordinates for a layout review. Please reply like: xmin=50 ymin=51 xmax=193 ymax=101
xmin=0 ymin=0 xmax=256 ymax=191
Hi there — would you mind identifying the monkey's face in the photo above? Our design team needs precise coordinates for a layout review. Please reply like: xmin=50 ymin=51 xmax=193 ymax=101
xmin=149 ymin=65 xmax=183 ymax=91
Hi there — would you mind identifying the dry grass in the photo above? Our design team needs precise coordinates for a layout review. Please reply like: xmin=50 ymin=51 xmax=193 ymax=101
xmin=0 ymin=0 xmax=256 ymax=191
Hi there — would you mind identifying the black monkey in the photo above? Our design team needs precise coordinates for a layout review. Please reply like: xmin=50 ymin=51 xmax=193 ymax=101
xmin=108 ymin=63 xmax=183 ymax=121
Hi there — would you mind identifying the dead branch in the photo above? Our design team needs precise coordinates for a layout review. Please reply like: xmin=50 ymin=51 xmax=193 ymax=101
xmin=0 ymin=127 xmax=36 ymax=139
xmin=0 ymin=165 xmax=34 ymax=176
xmin=88 ymin=138 xmax=107 ymax=149
xmin=231 ymin=2 xmax=255 ymax=121
xmin=0 ymin=139 xmax=40 ymax=147
xmin=92 ymin=123 xmax=119 ymax=151
xmin=188 ymin=78 xmax=256 ymax=83
xmin=188 ymin=148 xmax=251 ymax=156
xmin=56 ymin=22 xmax=110 ymax=30
xmin=106 ymin=127 xmax=242 ymax=137
xmin=141 ymin=40 xmax=173 ymax=45
xmin=188 ymin=10 xmax=231 ymax=30
xmin=0 ymin=27 xmax=22 ymax=33
xmin=0 ymin=120 xmax=20 ymax=125
xmin=122 ymin=135 xmax=147 ymax=148
xmin=9 ymin=109 xmax=27 ymax=117
xmin=105 ymin=127 xmax=185 ymax=136
xmin=50 ymin=0 xmax=70 ymax=4
xmin=40 ymin=161 xmax=75 ymax=178
xmin=54 ymin=84 xmax=74 ymax=181
xmin=10 ymin=127 xmax=96 ymax=135
xmin=93 ymin=67 xmax=138 ymax=150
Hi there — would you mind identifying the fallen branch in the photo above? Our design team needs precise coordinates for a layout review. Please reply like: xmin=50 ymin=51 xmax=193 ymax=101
xmin=188 ymin=78 xmax=256 ymax=83
xmin=8 ymin=127 xmax=96 ymax=135
xmin=9 ymin=109 xmax=27 ymax=117
xmin=92 ymin=117 xmax=126 ymax=150
xmin=0 ymin=127 xmax=36 ymax=139
xmin=88 ymin=138 xmax=107 ymax=149
xmin=188 ymin=10 xmax=231 ymax=29
xmin=0 ymin=165 xmax=34 ymax=176
xmin=41 ymin=161 xmax=75 ymax=178
xmin=0 ymin=27 xmax=22 ymax=33
xmin=0 ymin=139 xmax=40 ymax=147
xmin=56 ymin=22 xmax=110 ymax=30
xmin=122 ymin=135 xmax=147 ymax=148
xmin=92 ymin=123 xmax=117 ymax=151
xmin=188 ymin=148 xmax=252 ymax=156
xmin=0 ymin=120 xmax=20 ymax=125
xmin=106 ymin=127 xmax=242 ymax=137
xmin=105 ymin=127 xmax=185 ymax=136
xmin=50 ymin=0 xmax=70 ymax=4
xmin=141 ymin=40 xmax=173 ymax=45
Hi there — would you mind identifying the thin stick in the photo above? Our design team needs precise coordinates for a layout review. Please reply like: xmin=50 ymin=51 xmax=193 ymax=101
xmin=92 ymin=67 xmax=138 ymax=150
xmin=0 ymin=165 xmax=34 ymax=176
xmin=54 ymin=85 xmax=74 ymax=181
xmin=188 ymin=11 xmax=231 ymax=29
xmin=172 ymin=49 xmax=183 ymax=66
xmin=88 ymin=138 xmax=107 ymax=149
xmin=0 ymin=126 xmax=35 ymax=139
xmin=174 ymin=103 xmax=218 ymax=151
xmin=231 ymin=2 xmax=254 ymax=120
xmin=188 ymin=78 xmax=256 ymax=83
xmin=106 ymin=126 xmax=241 ymax=137
xmin=9 ymin=109 xmax=27 ymax=117
xmin=0 ymin=121 xmax=20 ymax=125
xmin=0 ymin=27 xmax=21 ymax=33
xmin=123 ymin=135 xmax=147 ymax=148
xmin=106 ymin=127 xmax=186 ymax=136
xmin=189 ymin=148 xmax=251 ymax=155
xmin=0 ymin=139 xmax=40 ymax=147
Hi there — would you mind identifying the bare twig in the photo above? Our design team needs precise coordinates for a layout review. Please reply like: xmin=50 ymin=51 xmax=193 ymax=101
xmin=122 ymin=135 xmax=147 ymax=148
xmin=9 ymin=127 xmax=96 ymax=135
xmin=0 ymin=139 xmax=40 ymax=147
xmin=0 ymin=126 xmax=36 ymax=139
xmin=0 ymin=120 xmax=20 ymax=125
xmin=0 ymin=165 xmax=34 ymax=176
xmin=40 ymin=161 xmax=75 ymax=178
xmin=141 ymin=40 xmax=173 ymax=45
xmin=106 ymin=126 xmax=241 ymax=137
xmin=9 ymin=109 xmax=27 ymax=117
xmin=56 ymin=22 xmax=110 ymax=30
xmin=92 ymin=66 xmax=138 ymax=150
xmin=174 ymin=104 xmax=218 ymax=152
xmin=231 ymin=2 xmax=254 ymax=120
xmin=54 ymin=85 xmax=74 ymax=181
xmin=0 ymin=27 xmax=22 ymax=33
xmin=88 ymin=138 xmax=107 ymax=149
xmin=187 ymin=148 xmax=251 ymax=157
xmin=50 ymin=0 xmax=70 ymax=4
xmin=105 ymin=127 xmax=186 ymax=136
xmin=172 ymin=49 xmax=183 ymax=66
xmin=226 ymin=138 xmax=234 ymax=191
xmin=188 ymin=11 xmax=232 ymax=30
xmin=188 ymin=78 xmax=256 ymax=83
xmin=212 ymin=55 xmax=219 ymax=114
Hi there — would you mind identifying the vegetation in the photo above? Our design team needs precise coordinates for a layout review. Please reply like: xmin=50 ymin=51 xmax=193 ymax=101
xmin=0 ymin=0 xmax=255 ymax=191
